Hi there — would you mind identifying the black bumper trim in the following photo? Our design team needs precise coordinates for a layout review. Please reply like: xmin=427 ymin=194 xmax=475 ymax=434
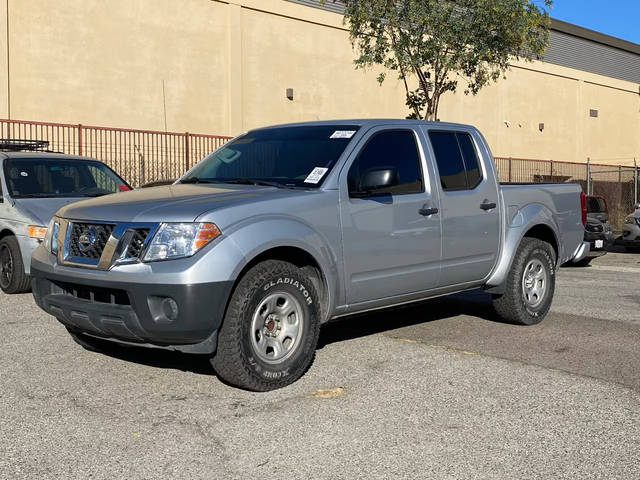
xmin=31 ymin=267 xmax=233 ymax=353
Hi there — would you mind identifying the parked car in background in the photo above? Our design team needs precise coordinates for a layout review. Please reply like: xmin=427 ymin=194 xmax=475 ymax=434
xmin=31 ymin=120 xmax=587 ymax=391
xmin=574 ymin=195 xmax=613 ymax=266
xmin=622 ymin=204 xmax=640 ymax=252
xmin=0 ymin=140 xmax=131 ymax=293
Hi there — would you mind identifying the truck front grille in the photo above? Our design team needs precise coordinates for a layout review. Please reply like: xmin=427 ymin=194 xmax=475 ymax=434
xmin=52 ymin=280 xmax=131 ymax=306
xmin=123 ymin=228 xmax=150 ymax=260
xmin=68 ymin=223 xmax=115 ymax=259
xmin=60 ymin=220 xmax=158 ymax=270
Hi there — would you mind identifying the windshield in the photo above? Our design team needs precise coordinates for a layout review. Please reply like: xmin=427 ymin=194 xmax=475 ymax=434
xmin=181 ymin=125 xmax=361 ymax=188
xmin=587 ymin=196 xmax=606 ymax=213
xmin=3 ymin=158 xmax=130 ymax=199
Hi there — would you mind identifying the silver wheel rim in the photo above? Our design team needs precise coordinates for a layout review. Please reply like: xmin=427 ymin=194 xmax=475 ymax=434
xmin=522 ymin=259 xmax=548 ymax=308
xmin=0 ymin=244 xmax=13 ymax=289
xmin=250 ymin=291 xmax=304 ymax=364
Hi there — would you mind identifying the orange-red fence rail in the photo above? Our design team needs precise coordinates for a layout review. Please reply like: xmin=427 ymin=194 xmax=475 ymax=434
xmin=0 ymin=118 xmax=231 ymax=186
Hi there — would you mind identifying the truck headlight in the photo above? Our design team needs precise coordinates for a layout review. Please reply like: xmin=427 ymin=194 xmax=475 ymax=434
xmin=43 ymin=217 xmax=60 ymax=254
xmin=143 ymin=223 xmax=221 ymax=262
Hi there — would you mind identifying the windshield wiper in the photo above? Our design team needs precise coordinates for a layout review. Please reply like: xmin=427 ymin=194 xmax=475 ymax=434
xmin=13 ymin=193 xmax=56 ymax=198
xmin=180 ymin=177 xmax=215 ymax=184
xmin=219 ymin=178 xmax=293 ymax=189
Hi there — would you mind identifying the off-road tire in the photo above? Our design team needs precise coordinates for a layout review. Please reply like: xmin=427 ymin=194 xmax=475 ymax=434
xmin=492 ymin=238 xmax=556 ymax=325
xmin=0 ymin=236 xmax=31 ymax=294
xmin=211 ymin=260 xmax=321 ymax=391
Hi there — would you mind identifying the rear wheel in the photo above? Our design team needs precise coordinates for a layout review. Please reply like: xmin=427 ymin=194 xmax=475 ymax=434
xmin=492 ymin=238 xmax=556 ymax=325
xmin=0 ymin=236 xmax=31 ymax=294
xmin=212 ymin=260 xmax=321 ymax=391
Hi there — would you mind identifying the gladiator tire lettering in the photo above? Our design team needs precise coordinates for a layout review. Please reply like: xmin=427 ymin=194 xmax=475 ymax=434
xmin=263 ymin=278 xmax=313 ymax=305
xmin=212 ymin=260 xmax=321 ymax=391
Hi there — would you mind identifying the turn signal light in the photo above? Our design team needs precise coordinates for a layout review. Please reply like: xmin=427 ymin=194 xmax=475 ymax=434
xmin=28 ymin=225 xmax=48 ymax=240
xmin=194 ymin=223 xmax=221 ymax=250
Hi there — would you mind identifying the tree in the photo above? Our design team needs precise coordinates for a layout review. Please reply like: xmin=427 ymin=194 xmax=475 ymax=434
xmin=339 ymin=0 xmax=552 ymax=120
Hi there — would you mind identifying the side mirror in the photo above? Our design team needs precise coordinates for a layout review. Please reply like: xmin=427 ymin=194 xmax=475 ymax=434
xmin=352 ymin=167 xmax=398 ymax=197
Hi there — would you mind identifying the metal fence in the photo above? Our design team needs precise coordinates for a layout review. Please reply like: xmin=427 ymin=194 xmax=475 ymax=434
xmin=0 ymin=118 xmax=231 ymax=186
xmin=495 ymin=157 xmax=638 ymax=229
xmin=1 ymin=118 xmax=637 ymax=229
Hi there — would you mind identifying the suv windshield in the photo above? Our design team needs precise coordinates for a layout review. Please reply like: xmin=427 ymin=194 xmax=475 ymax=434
xmin=181 ymin=125 xmax=360 ymax=188
xmin=3 ymin=158 xmax=130 ymax=199
xmin=587 ymin=196 xmax=606 ymax=213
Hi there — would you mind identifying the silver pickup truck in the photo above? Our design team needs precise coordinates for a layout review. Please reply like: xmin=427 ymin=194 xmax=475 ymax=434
xmin=31 ymin=120 xmax=589 ymax=391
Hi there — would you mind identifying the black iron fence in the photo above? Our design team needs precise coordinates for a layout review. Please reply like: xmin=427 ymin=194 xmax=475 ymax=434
xmin=495 ymin=157 xmax=638 ymax=229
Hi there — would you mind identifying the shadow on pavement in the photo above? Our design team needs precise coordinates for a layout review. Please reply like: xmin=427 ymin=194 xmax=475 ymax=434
xmin=318 ymin=290 xmax=497 ymax=349
xmin=75 ymin=290 xmax=498 ymax=374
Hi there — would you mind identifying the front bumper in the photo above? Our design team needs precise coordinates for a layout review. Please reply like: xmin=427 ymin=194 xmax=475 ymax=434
xmin=31 ymin=251 xmax=233 ymax=354
xmin=622 ymin=223 xmax=640 ymax=244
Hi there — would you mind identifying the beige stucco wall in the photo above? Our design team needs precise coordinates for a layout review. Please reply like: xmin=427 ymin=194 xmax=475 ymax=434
xmin=1 ymin=0 xmax=8 ymax=118
xmin=2 ymin=0 xmax=639 ymax=163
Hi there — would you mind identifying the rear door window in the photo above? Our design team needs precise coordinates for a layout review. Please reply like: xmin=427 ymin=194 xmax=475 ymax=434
xmin=429 ymin=131 xmax=483 ymax=191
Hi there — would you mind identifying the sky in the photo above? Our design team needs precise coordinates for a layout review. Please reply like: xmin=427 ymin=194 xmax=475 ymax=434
xmin=544 ymin=0 xmax=640 ymax=44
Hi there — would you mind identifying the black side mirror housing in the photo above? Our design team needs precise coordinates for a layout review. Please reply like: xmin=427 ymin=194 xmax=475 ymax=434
xmin=351 ymin=167 xmax=398 ymax=197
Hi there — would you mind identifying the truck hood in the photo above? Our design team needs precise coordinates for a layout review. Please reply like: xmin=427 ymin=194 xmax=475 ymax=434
xmin=55 ymin=184 xmax=294 ymax=223
xmin=14 ymin=197 xmax=90 ymax=226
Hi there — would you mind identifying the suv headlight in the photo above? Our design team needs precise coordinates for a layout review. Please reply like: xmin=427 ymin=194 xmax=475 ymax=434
xmin=625 ymin=216 xmax=635 ymax=225
xmin=143 ymin=223 xmax=221 ymax=262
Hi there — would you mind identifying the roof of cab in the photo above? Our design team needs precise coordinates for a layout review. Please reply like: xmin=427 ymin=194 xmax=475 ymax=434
xmin=253 ymin=119 xmax=475 ymax=131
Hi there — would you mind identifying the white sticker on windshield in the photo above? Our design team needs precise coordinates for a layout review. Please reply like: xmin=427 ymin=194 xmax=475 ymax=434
xmin=330 ymin=130 xmax=356 ymax=139
xmin=304 ymin=167 xmax=329 ymax=184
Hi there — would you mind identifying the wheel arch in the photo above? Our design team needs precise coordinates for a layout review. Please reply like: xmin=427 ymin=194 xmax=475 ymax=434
xmin=0 ymin=228 xmax=15 ymax=241
xmin=485 ymin=203 xmax=562 ymax=292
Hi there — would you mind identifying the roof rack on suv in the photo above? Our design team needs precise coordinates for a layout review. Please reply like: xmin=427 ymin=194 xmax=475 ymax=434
xmin=0 ymin=139 xmax=51 ymax=152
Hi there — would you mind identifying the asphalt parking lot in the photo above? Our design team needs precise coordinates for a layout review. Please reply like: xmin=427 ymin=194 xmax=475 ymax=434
xmin=2 ymin=252 xmax=639 ymax=479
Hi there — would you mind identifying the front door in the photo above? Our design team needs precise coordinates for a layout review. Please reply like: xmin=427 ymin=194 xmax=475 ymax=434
xmin=339 ymin=128 xmax=442 ymax=305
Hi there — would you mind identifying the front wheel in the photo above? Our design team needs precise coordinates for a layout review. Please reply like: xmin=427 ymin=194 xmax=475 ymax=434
xmin=211 ymin=260 xmax=321 ymax=391
xmin=492 ymin=238 xmax=556 ymax=325
xmin=0 ymin=236 xmax=31 ymax=294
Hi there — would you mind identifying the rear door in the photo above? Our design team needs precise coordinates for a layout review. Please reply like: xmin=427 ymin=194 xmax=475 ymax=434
xmin=423 ymin=128 xmax=500 ymax=287
xmin=339 ymin=127 xmax=442 ymax=305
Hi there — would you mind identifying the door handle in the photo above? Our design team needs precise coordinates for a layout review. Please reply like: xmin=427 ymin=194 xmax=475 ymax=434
xmin=419 ymin=206 xmax=439 ymax=216
xmin=480 ymin=200 xmax=496 ymax=211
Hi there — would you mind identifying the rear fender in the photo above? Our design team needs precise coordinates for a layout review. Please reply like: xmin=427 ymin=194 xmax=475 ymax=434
xmin=485 ymin=203 xmax=560 ymax=292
